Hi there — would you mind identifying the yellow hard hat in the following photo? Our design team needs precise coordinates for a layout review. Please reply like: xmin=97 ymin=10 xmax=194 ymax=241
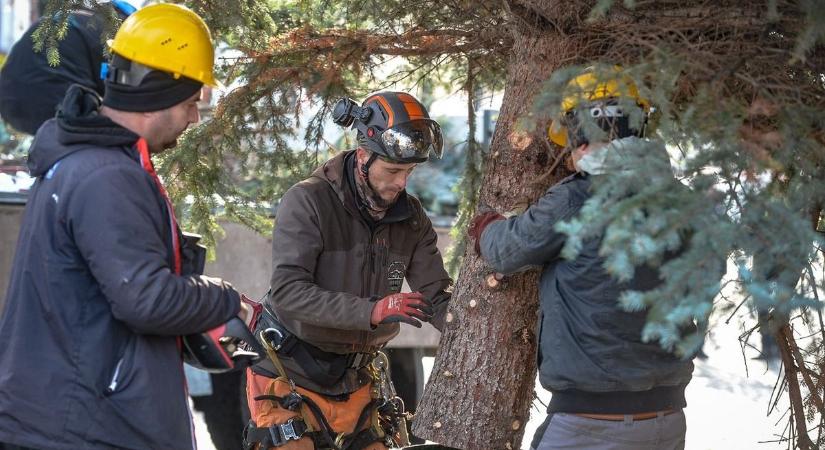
xmin=108 ymin=3 xmax=219 ymax=87
xmin=547 ymin=119 xmax=569 ymax=148
xmin=548 ymin=66 xmax=650 ymax=147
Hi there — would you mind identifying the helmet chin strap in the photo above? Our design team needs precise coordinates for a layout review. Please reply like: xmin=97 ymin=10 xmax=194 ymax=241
xmin=355 ymin=151 xmax=396 ymax=215
xmin=360 ymin=151 xmax=379 ymax=186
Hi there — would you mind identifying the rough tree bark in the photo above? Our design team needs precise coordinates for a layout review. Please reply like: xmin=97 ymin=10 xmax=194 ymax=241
xmin=412 ymin=5 xmax=584 ymax=447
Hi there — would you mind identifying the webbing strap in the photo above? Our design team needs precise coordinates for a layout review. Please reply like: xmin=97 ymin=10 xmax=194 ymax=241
xmin=251 ymin=391 xmax=339 ymax=449
xmin=247 ymin=395 xmax=385 ymax=450
xmin=243 ymin=418 xmax=309 ymax=449
xmin=342 ymin=427 xmax=384 ymax=450
xmin=297 ymin=394 xmax=340 ymax=449
xmin=341 ymin=399 xmax=384 ymax=450
xmin=259 ymin=333 xmax=291 ymax=382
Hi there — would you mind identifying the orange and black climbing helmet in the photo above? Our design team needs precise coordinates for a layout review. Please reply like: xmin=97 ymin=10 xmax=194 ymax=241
xmin=332 ymin=91 xmax=443 ymax=164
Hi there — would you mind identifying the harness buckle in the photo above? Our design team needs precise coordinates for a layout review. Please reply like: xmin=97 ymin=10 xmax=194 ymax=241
xmin=267 ymin=418 xmax=302 ymax=444
xmin=281 ymin=419 xmax=300 ymax=441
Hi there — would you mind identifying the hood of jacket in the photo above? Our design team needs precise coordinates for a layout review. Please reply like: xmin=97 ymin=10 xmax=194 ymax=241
xmin=27 ymin=84 xmax=138 ymax=176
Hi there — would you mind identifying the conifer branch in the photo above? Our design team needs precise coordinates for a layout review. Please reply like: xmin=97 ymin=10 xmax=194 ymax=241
xmin=778 ymin=324 xmax=818 ymax=450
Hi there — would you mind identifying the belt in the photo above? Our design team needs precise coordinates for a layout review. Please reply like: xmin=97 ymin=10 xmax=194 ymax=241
xmin=573 ymin=409 xmax=678 ymax=421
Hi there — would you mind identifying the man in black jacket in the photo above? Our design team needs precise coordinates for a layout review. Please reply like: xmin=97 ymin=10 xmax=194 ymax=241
xmin=1 ymin=3 xmax=250 ymax=449
xmin=0 ymin=5 xmax=245 ymax=450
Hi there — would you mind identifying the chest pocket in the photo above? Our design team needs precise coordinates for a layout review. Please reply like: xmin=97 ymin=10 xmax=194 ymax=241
xmin=387 ymin=261 xmax=406 ymax=293
xmin=371 ymin=230 xmax=410 ymax=294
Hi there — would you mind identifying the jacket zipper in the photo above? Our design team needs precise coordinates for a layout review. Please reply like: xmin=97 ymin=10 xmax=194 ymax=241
xmin=361 ymin=223 xmax=375 ymax=296
xmin=361 ymin=224 xmax=378 ymax=352
xmin=106 ymin=357 xmax=125 ymax=394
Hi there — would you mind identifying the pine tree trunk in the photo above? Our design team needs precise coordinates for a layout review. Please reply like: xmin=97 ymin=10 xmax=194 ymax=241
xmin=412 ymin=23 xmax=583 ymax=449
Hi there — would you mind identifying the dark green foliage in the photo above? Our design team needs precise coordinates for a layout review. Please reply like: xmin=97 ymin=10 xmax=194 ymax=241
xmin=526 ymin=4 xmax=825 ymax=362
xmin=33 ymin=0 xmax=506 ymax=253
xmin=26 ymin=1 xmax=825 ymax=339
xmin=170 ymin=0 xmax=507 ymax=246
xmin=530 ymin=10 xmax=825 ymax=437
xmin=28 ymin=0 xmax=825 ymax=353
xmin=32 ymin=1 xmax=122 ymax=66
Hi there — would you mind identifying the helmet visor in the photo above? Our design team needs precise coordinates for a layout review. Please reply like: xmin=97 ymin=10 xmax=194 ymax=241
xmin=380 ymin=119 xmax=443 ymax=161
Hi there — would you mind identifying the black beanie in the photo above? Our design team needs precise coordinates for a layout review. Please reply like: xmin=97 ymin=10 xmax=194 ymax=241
xmin=103 ymin=69 xmax=203 ymax=112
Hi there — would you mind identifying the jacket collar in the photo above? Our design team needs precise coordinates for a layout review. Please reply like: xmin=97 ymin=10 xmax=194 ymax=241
xmin=27 ymin=84 xmax=139 ymax=176
xmin=312 ymin=150 xmax=412 ymax=226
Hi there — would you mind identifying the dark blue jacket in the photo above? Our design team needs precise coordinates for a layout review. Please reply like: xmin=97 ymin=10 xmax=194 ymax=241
xmin=480 ymin=172 xmax=694 ymax=414
xmin=0 ymin=85 xmax=240 ymax=449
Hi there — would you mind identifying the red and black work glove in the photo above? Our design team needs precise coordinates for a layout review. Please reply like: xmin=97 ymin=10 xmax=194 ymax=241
xmin=370 ymin=292 xmax=433 ymax=328
xmin=468 ymin=211 xmax=505 ymax=255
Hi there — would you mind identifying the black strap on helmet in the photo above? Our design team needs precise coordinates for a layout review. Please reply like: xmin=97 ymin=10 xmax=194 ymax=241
xmin=104 ymin=54 xmax=155 ymax=87
xmin=360 ymin=151 xmax=379 ymax=184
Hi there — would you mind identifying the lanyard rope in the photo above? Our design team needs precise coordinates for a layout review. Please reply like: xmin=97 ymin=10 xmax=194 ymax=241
xmin=135 ymin=138 xmax=182 ymax=275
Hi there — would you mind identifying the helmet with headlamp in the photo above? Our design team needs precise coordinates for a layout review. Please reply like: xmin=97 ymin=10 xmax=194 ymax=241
xmin=332 ymin=91 xmax=443 ymax=164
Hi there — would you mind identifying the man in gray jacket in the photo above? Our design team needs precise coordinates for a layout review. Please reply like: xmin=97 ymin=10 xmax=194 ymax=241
xmin=245 ymin=92 xmax=452 ymax=449
xmin=470 ymin=68 xmax=696 ymax=450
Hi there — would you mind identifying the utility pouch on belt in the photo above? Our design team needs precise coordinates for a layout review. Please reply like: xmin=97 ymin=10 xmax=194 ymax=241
xmin=179 ymin=233 xmax=264 ymax=373
xmin=254 ymin=306 xmax=357 ymax=388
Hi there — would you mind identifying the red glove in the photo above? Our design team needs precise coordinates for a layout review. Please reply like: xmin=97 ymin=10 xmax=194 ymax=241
xmin=468 ymin=211 xmax=504 ymax=254
xmin=370 ymin=292 xmax=433 ymax=328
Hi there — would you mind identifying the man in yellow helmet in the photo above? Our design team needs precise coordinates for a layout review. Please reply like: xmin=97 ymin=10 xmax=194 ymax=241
xmin=469 ymin=66 xmax=695 ymax=450
xmin=0 ymin=5 xmax=250 ymax=450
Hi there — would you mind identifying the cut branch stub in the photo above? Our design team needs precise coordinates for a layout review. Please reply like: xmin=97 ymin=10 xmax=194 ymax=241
xmin=485 ymin=272 xmax=507 ymax=289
